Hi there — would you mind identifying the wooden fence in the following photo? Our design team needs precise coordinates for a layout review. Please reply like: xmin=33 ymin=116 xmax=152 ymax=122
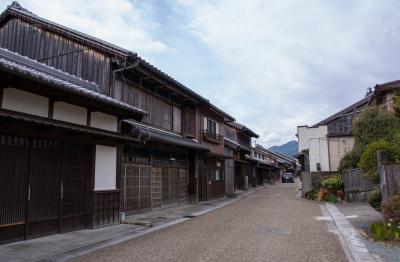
xmin=380 ymin=165 xmax=400 ymax=203
xmin=344 ymin=169 xmax=377 ymax=202
xmin=345 ymin=169 xmax=376 ymax=193
xmin=301 ymin=171 xmax=337 ymax=196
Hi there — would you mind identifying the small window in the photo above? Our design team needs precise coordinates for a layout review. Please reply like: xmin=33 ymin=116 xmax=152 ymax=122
xmin=215 ymin=169 xmax=220 ymax=181
xmin=207 ymin=118 xmax=217 ymax=134
xmin=210 ymin=168 xmax=223 ymax=181
xmin=173 ymin=106 xmax=182 ymax=133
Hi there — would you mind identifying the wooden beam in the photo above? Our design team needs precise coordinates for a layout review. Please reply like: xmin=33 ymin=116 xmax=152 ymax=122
xmin=139 ymin=76 xmax=152 ymax=80
xmin=87 ymin=109 xmax=92 ymax=126
xmin=48 ymin=99 xmax=54 ymax=119
xmin=0 ymin=87 xmax=3 ymax=107
xmin=0 ymin=118 xmax=13 ymax=125
xmin=136 ymin=67 xmax=198 ymax=103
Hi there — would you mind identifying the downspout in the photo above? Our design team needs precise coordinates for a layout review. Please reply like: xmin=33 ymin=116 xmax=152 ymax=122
xmin=110 ymin=56 xmax=140 ymax=101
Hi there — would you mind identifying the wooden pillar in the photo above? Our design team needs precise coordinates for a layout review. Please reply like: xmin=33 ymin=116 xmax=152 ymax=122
xmin=188 ymin=150 xmax=199 ymax=204
xmin=378 ymin=150 xmax=388 ymax=203
xmin=252 ymin=164 xmax=257 ymax=187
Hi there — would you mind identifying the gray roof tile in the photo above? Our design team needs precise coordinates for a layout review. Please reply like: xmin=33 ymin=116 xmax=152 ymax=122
xmin=0 ymin=47 xmax=146 ymax=117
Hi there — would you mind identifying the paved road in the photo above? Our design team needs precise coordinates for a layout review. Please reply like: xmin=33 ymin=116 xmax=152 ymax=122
xmin=71 ymin=181 xmax=348 ymax=262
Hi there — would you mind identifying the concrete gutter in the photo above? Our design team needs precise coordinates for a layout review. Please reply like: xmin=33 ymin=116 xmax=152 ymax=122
xmin=325 ymin=203 xmax=378 ymax=262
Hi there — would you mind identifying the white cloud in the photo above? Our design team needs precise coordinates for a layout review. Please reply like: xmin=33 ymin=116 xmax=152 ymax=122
xmin=170 ymin=0 xmax=400 ymax=147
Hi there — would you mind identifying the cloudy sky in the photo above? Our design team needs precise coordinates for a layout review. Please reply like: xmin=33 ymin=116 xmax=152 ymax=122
xmin=2 ymin=0 xmax=400 ymax=147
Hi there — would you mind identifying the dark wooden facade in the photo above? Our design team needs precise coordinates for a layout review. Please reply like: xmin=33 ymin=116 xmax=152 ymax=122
xmin=224 ymin=122 xmax=258 ymax=194
xmin=0 ymin=36 xmax=144 ymax=243
xmin=0 ymin=3 xmax=247 ymax=246
xmin=0 ymin=18 xmax=113 ymax=94
xmin=120 ymin=145 xmax=189 ymax=214
xmin=0 ymin=136 xmax=93 ymax=244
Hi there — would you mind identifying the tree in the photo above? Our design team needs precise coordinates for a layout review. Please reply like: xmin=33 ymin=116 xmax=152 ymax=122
xmin=353 ymin=107 xmax=400 ymax=149
xmin=358 ymin=140 xmax=399 ymax=181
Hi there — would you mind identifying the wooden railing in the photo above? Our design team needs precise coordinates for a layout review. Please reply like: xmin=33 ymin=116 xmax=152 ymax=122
xmin=203 ymin=130 xmax=223 ymax=144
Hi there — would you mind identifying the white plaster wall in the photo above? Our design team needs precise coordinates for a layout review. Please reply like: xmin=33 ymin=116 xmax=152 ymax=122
xmin=94 ymin=145 xmax=117 ymax=190
xmin=53 ymin=102 xmax=87 ymax=125
xmin=309 ymin=136 xmax=329 ymax=171
xmin=297 ymin=126 xmax=328 ymax=151
xmin=297 ymin=126 xmax=329 ymax=171
xmin=91 ymin=112 xmax=118 ymax=132
xmin=2 ymin=88 xmax=49 ymax=117
xmin=328 ymin=136 xmax=355 ymax=171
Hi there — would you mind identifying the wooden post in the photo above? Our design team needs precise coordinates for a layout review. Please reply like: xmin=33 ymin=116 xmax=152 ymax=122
xmin=377 ymin=150 xmax=388 ymax=203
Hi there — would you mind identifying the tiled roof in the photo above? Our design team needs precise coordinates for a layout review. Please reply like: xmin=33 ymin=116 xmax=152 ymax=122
xmin=224 ymin=137 xmax=251 ymax=152
xmin=253 ymin=144 xmax=296 ymax=165
xmin=245 ymin=154 xmax=275 ymax=166
xmin=375 ymin=80 xmax=400 ymax=89
xmin=227 ymin=121 xmax=259 ymax=138
xmin=0 ymin=108 xmax=137 ymax=142
xmin=0 ymin=47 xmax=146 ymax=117
xmin=0 ymin=2 xmax=235 ymax=121
xmin=374 ymin=80 xmax=400 ymax=92
xmin=311 ymin=94 xmax=372 ymax=127
xmin=124 ymin=120 xmax=209 ymax=151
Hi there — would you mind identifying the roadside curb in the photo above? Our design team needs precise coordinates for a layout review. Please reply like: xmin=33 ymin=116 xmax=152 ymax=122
xmin=47 ymin=186 xmax=260 ymax=262
xmin=325 ymin=203 xmax=377 ymax=262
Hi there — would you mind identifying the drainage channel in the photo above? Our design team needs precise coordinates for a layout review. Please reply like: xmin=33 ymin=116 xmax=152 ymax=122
xmin=182 ymin=215 xmax=196 ymax=218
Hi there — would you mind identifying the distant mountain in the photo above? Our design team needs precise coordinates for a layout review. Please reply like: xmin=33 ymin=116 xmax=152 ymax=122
xmin=268 ymin=140 xmax=298 ymax=157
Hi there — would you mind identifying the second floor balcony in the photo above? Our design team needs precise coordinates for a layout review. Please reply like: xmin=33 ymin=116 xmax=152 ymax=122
xmin=203 ymin=130 xmax=223 ymax=144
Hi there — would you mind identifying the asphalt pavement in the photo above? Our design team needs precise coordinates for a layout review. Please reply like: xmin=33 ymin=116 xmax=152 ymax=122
xmin=71 ymin=180 xmax=348 ymax=262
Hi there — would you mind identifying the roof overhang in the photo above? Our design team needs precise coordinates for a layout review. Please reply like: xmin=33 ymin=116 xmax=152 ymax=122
xmin=0 ymin=108 xmax=136 ymax=144
xmin=0 ymin=47 xmax=146 ymax=120
xmin=123 ymin=120 xmax=209 ymax=151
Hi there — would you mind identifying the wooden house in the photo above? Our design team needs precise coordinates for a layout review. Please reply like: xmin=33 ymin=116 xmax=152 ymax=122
xmin=197 ymin=105 xmax=235 ymax=201
xmin=0 ymin=47 xmax=145 ymax=244
xmin=369 ymin=80 xmax=400 ymax=113
xmin=0 ymin=2 xmax=242 ymax=231
xmin=249 ymin=145 xmax=280 ymax=184
xmin=224 ymin=122 xmax=259 ymax=195
xmin=267 ymin=150 xmax=299 ymax=178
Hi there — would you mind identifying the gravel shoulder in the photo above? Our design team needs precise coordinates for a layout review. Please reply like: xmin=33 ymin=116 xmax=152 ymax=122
xmin=71 ymin=182 xmax=348 ymax=262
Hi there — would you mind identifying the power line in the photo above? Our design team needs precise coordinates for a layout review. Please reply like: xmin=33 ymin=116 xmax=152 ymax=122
xmin=38 ymin=47 xmax=88 ymax=62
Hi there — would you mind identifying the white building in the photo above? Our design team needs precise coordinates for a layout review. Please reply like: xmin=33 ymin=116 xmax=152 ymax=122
xmin=297 ymin=125 xmax=329 ymax=172
xmin=297 ymin=95 xmax=371 ymax=172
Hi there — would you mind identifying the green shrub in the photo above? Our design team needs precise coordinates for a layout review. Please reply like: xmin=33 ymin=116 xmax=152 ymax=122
xmin=382 ymin=195 xmax=400 ymax=223
xmin=371 ymin=222 xmax=390 ymax=241
xmin=394 ymin=91 xmax=400 ymax=117
xmin=392 ymin=132 xmax=400 ymax=153
xmin=358 ymin=140 xmax=398 ymax=181
xmin=305 ymin=188 xmax=318 ymax=200
xmin=320 ymin=175 xmax=344 ymax=191
xmin=353 ymin=107 xmax=400 ymax=147
xmin=338 ymin=149 xmax=361 ymax=174
xmin=325 ymin=194 xmax=338 ymax=203
xmin=371 ymin=221 xmax=400 ymax=241
xmin=368 ymin=191 xmax=382 ymax=211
